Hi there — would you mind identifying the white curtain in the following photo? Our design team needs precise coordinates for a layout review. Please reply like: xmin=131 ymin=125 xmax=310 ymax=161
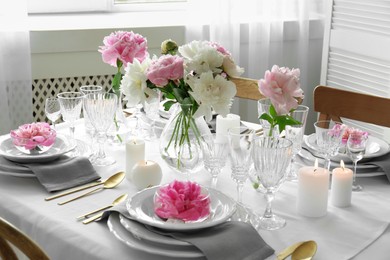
xmin=185 ymin=0 xmax=325 ymax=132
xmin=0 ymin=1 xmax=33 ymax=134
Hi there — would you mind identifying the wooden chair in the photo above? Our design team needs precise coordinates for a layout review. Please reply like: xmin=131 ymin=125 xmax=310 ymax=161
xmin=0 ymin=217 xmax=50 ymax=260
xmin=231 ymin=77 xmax=264 ymax=100
xmin=313 ymin=85 xmax=390 ymax=127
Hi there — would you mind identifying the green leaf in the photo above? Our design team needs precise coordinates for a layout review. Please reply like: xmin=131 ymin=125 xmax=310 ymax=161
xmin=112 ymin=72 xmax=122 ymax=95
xmin=259 ymin=113 xmax=274 ymax=125
xmin=269 ymin=104 xmax=278 ymax=117
xmin=163 ymin=100 xmax=175 ymax=111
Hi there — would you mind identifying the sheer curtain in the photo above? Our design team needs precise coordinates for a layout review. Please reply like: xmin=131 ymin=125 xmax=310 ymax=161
xmin=0 ymin=1 xmax=33 ymax=134
xmin=185 ymin=0 xmax=325 ymax=131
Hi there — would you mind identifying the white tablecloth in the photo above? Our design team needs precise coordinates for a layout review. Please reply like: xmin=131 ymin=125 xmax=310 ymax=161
xmin=0 ymin=120 xmax=389 ymax=260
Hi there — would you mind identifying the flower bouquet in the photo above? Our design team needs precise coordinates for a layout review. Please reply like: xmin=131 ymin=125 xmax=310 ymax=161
xmin=119 ymin=37 xmax=243 ymax=173
xmin=10 ymin=122 xmax=56 ymax=154
xmin=258 ymin=65 xmax=304 ymax=136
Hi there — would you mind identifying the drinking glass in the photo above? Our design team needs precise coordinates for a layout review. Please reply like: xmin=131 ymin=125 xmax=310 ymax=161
xmin=285 ymin=105 xmax=309 ymax=181
xmin=347 ymin=132 xmax=368 ymax=191
xmin=257 ymin=98 xmax=279 ymax=137
xmin=314 ymin=120 xmax=345 ymax=171
xmin=139 ymin=90 xmax=161 ymax=141
xmin=80 ymin=85 xmax=103 ymax=134
xmin=83 ymin=93 xmax=118 ymax=166
xmin=57 ymin=92 xmax=85 ymax=146
xmin=227 ymin=126 xmax=255 ymax=204
xmin=45 ymin=98 xmax=61 ymax=129
xmin=251 ymin=137 xmax=293 ymax=230
xmin=199 ymin=133 xmax=229 ymax=188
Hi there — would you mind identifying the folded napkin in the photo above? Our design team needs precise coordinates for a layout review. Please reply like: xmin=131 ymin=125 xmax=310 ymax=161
xmin=100 ymin=203 xmax=274 ymax=260
xmin=364 ymin=152 xmax=390 ymax=182
xmin=0 ymin=155 xmax=100 ymax=192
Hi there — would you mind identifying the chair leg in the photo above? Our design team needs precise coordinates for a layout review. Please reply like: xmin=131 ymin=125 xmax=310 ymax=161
xmin=0 ymin=236 xmax=18 ymax=260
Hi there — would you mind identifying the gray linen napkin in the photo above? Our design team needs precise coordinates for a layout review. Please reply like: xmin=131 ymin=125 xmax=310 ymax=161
xmin=0 ymin=155 xmax=100 ymax=192
xmin=364 ymin=152 xmax=390 ymax=182
xmin=100 ymin=203 xmax=274 ymax=260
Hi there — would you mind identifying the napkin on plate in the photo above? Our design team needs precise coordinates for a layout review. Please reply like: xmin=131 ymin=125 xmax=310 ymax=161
xmin=99 ymin=203 xmax=275 ymax=260
xmin=364 ymin=152 xmax=390 ymax=182
xmin=0 ymin=155 xmax=100 ymax=192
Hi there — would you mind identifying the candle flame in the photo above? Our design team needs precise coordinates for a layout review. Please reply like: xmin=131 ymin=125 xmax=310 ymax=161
xmin=314 ymin=158 xmax=318 ymax=172
xmin=340 ymin=160 xmax=345 ymax=171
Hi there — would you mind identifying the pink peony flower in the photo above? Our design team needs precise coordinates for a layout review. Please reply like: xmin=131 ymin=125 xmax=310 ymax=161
xmin=328 ymin=123 xmax=346 ymax=138
xmin=10 ymin=122 xmax=56 ymax=150
xmin=146 ymin=55 xmax=184 ymax=86
xmin=258 ymin=65 xmax=304 ymax=115
xmin=154 ymin=180 xmax=211 ymax=222
xmin=99 ymin=31 xmax=148 ymax=67
xmin=342 ymin=127 xmax=368 ymax=145
xmin=209 ymin=41 xmax=231 ymax=56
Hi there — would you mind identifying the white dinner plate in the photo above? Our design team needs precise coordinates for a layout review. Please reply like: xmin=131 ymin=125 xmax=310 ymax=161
xmin=298 ymin=149 xmax=385 ymax=177
xmin=0 ymin=134 xmax=75 ymax=163
xmin=108 ymin=212 xmax=203 ymax=259
xmin=126 ymin=186 xmax=237 ymax=231
xmin=305 ymin=134 xmax=389 ymax=163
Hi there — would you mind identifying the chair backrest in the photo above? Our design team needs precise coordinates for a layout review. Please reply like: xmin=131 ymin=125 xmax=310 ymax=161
xmin=0 ymin=217 xmax=50 ymax=260
xmin=313 ymin=85 xmax=390 ymax=128
xmin=231 ymin=77 xmax=264 ymax=100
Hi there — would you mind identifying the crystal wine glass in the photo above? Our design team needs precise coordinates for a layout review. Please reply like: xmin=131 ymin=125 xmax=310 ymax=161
xmin=45 ymin=98 xmax=61 ymax=129
xmin=346 ymin=132 xmax=368 ymax=192
xmin=251 ymin=137 xmax=293 ymax=230
xmin=199 ymin=133 xmax=229 ymax=188
xmin=83 ymin=93 xmax=118 ymax=166
xmin=314 ymin=120 xmax=345 ymax=171
xmin=80 ymin=85 xmax=103 ymax=134
xmin=227 ymin=126 xmax=255 ymax=204
xmin=285 ymin=105 xmax=309 ymax=181
xmin=57 ymin=92 xmax=85 ymax=146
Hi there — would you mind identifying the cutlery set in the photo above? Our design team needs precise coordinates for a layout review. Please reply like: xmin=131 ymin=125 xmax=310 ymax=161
xmin=44 ymin=171 xmax=127 ymax=224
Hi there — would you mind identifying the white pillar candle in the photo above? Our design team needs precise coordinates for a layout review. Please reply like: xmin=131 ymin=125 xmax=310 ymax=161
xmin=131 ymin=160 xmax=162 ymax=190
xmin=297 ymin=159 xmax=330 ymax=217
xmin=330 ymin=160 xmax=353 ymax=207
xmin=216 ymin=114 xmax=240 ymax=143
xmin=125 ymin=138 xmax=145 ymax=181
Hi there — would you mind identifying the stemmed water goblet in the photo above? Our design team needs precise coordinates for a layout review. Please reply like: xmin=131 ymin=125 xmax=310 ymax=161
xmin=313 ymin=120 xmax=345 ymax=171
xmin=227 ymin=126 xmax=255 ymax=204
xmin=45 ymin=98 xmax=61 ymax=129
xmin=199 ymin=133 xmax=229 ymax=188
xmin=251 ymin=137 xmax=293 ymax=230
xmin=57 ymin=92 xmax=85 ymax=147
xmin=80 ymin=85 xmax=103 ymax=134
xmin=285 ymin=105 xmax=309 ymax=181
xmin=347 ymin=131 xmax=368 ymax=191
xmin=83 ymin=93 xmax=118 ymax=166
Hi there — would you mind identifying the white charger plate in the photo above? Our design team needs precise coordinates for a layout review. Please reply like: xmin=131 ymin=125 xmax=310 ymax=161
xmin=305 ymin=134 xmax=389 ymax=163
xmin=108 ymin=212 xmax=202 ymax=259
xmin=126 ymin=186 xmax=237 ymax=231
xmin=0 ymin=134 xmax=75 ymax=163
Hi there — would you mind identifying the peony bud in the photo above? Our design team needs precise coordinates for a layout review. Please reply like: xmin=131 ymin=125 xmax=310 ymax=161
xmin=161 ymin=39 xmax=178 ymax=55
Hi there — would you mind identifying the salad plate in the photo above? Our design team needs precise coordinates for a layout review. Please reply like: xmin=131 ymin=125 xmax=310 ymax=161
xmin=305 ymin=134 xmax=389 ymax=163
xmin=108 ymin=212 xmax=203 ymax=258
xmin=126 ymin=186 xmax=237 ymax=231
xmin=0 ymin=134 xmax=75 ymax=163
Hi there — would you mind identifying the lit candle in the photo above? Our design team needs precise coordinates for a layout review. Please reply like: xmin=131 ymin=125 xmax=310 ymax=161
xmin=125 ymin=138 xmax=145 ymax=181
xmin=216 ymin=114 xmax=240 ymax=142
xmin=330 ymin=160 xmax=353 ymax=207
xmin=297 ymin=159 xmax=330 ymax=217
xmin=131 ymin=160 xmax=162 ymax=190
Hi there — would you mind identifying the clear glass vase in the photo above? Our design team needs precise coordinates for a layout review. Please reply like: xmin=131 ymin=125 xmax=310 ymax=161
xmin=107 ymin=94 xmax=131 ymax=145
xmin=159 ymin=103 xmax=210 ymax=176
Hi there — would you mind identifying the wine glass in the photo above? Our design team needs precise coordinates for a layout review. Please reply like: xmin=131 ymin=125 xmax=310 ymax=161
xmin=80 ymin=85 xmax=103 ymax=134
xmin=313 ymin=120 xmax=345 ymax=171
xmin=45 ymin=98 xmax=61 ymax=129
xmin=251 ymin=137 xmax=293 ymax=230
xmin=227 ymin=126 xmax=255 ymax=204
xmin=57 ymin=92 xmax=85 ymax=146
xmin=199 ymin=133 xmax=229 ymax=188
xmin=139 ymin=89 xmax=161 ymax=141
xmin=285 ymin=105 xmax=309 ymax=181
xmin=347 ymin=132 xmax=368 ymax=192
xmin=83 ymin=93 xmax=118 ymax=166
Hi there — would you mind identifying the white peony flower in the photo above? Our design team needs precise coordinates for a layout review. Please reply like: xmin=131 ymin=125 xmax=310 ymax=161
xmin=120 ymin=58 xmax=151 ymax=107
xmin=189 ymin=71 xmax=237 ymax=121
xmin=222 ymin=56 xmax=244 ymax=77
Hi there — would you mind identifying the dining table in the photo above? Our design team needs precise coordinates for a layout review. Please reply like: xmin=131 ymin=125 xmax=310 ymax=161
xmin=0 ymin=118 xmax=389 ymax=260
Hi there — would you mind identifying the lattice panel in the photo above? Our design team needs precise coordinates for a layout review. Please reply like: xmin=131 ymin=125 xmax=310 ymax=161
xmin=32 ymin=75 xmax=113 ymax=122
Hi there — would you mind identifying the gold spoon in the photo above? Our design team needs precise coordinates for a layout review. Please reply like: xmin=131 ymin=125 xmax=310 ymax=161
xmin=76 ymin=193 xmax=128 ymax=220
xmin=58 ymin=171 xmax=125 ymax=205
xmin=277 ymin=241 xmax=305 ymax=260
xmin=291 ymin=240 xmax=317 ymax=260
